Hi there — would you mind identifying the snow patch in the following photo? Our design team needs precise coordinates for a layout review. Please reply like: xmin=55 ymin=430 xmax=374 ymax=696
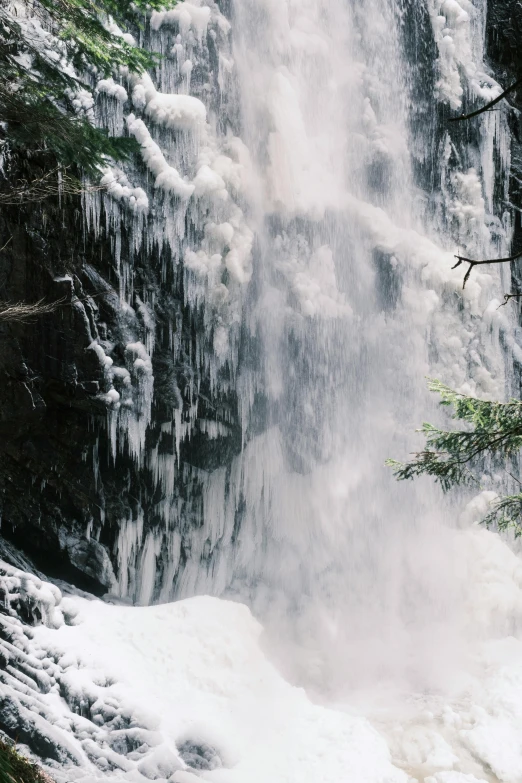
xmin=30 ymin=593 xmax=407 ymax=783
xmin=151 ymin=2 xmax=212 ymax=44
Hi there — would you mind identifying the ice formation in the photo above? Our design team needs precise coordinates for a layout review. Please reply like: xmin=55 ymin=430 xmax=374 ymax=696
xmin=79 ymin=0 xmax=255 ymax=474
xmin=77 ymin=0 xmax=522 ymax=640
xmin=1 ymin=568 xmax=406 ymax=783
xmin=5 ymin=0 xmax=522 ymax=781
xmin=5 ymin=521 xmax=522 ymax=783
xmin=427 ymin=0 xmax=501 ymax=109
xmin=82 ymin=0 xmax=518 ymax=617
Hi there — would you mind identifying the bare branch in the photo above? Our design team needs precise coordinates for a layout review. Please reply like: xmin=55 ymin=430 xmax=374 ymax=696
xmin=507 ymin=470 xmax=522 ymax=487
xmin=498 ymin=291 xmax=522 ymax=308
xmin=0 ymin=237 xmax=12 ymax=254
xmin=453 ymin=250 xmax=522 ymax=288
xmin=0 ymin=167 xmax=103 ymax=205
xmin=0 ymin=297 xmax=67 ymax=323
xmin=449 ymin=76 xmax=522 ymax=122
xmin=0 ymin=288 xmax=124 ymax=323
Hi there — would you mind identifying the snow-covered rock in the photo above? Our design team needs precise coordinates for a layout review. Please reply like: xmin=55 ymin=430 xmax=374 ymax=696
xmin=0 ymin=560 xmax=406 ymax=783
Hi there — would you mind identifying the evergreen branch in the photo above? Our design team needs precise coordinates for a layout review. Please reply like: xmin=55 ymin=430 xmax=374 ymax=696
xmin=0 ymin=86 xmax=139 ymax=174
xmin=0 ymin=0 xmax=176 ymax=176
xmin=483 ymin=494 xmax=522 ymax=536
xmin=387 ymin=380 xmax=522 ymax=532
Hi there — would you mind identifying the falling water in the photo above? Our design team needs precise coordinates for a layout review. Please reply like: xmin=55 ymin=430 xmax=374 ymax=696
xmin=6 ymin=3 xmax=522 ymax=781
xmin=161 ymin=0 xmax=515 ymax=698
xmin=89 ymin=0 xmax=517 ymax=706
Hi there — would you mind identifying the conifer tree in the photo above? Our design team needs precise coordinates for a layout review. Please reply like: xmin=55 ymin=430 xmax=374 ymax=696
xmin=0 ymin=0 xmax=175 ymax=178
xmin=0 ymin=0 xmax=175 ymax=320
xmin=387 ymin=380 xmax=522 ymax=534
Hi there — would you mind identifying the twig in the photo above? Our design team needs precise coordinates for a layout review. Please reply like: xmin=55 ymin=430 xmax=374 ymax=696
xmin=0 ymin=296 xmax=67 ymax=323
xmin=507 ymin=470 xmax=522 ymax=487
xmin=449 ymin=76 xmax=522 ymax=122
xmin=0 ymin=287 xmax=125 ymax=324
xmin=452 ymin=250 xmax=522 ymax=288
xmin=0 ymin=167 xmax=104 ymax=205
xmin=498 ymin=291 xmax=522 ymax=308
xmin=0 ymin=237 xmax=12 ymax=254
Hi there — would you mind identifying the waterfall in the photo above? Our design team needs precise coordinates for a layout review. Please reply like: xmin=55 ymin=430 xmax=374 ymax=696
xmin=206 ymin=0 xmax=516 ymax=697
xmin=6 ymin=2 xmax=522 ymax=782
xmin=86 ymin=0 xmax=516 ymax=695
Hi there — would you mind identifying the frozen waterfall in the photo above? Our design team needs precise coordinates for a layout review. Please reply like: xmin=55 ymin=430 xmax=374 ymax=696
xmin=94 ymin=0 xmax=516 ymax=693
xmin=86 ymin=0 xmax=520 ymax=710
xmin=5 ymin=1 xmax=522 ymax=782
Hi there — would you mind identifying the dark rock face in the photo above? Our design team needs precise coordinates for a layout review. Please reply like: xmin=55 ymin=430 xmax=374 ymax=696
xmin=0 ymin=75 xmax=243 ymax=603
xmin=0 ymin=194 xmax=115 ymax=595
xmin=1 ymin=0 xmax=521 ymax=600
xmin=485 ymin=0 xmax=522 ymax=389
xmin=486 ymin=1 xmax=522 ymax=90
xmin=0 ymin=0 xmax=247 ymax=600
xmin=0 ymin=176 xmax=243 ymax=596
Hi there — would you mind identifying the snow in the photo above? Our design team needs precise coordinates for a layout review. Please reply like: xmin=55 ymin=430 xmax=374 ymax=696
xmin=96 ymin=79 xmax=128 ymax=103
xmin=105 ymin=17 xmax=136 ymax=47
xmin=126 ymin=114 xmax=195 ymax=201
xmin=101 ymin=168 xmax=149 ymax=215
xmin=144 ymin=90 xmax=206 ymax=132
xmin=130 ymin=74 xmax=206 ymax=131
xmin=29 ymin=590 xmax=406 ymax=783
xmin=0 ymin=562 xmax=67 ymax=629
xmin=150 ymin=2 xmax=212 ymax=43
xmin=6 ymin=527 xmax=522 ymax=783
xmin=427 ymin=0 xmax=502 ymax=110
xmin=425 ymin=772 xmax=487 ymax=783
xmin=88 ymin=341 xmax=113 ymax=370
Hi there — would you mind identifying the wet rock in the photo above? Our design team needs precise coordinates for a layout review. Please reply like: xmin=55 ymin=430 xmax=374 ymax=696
xmin=64 ymin=538 xmax=116 ymax=590
xmin=177 ymin=740 xmax=222 ymax=771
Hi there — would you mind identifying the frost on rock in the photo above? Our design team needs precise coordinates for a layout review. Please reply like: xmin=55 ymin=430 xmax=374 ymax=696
xmin=77 ymin=0 xmax=256 ymax=600
xmin=100 ymin=168 xmax=149 ymax=215
xmin=96 ymin=79 xmax=128 ymax=103
xmin=0 ymin=562 xmax=71 ymax=629
xmin=129 ymin=73 xmax=207 ymax=131
xmin=427 ymin=0 xmax=501 ymax=110
xmin=126 ymin=113 xmax=196 ymax=200
xmin=151 ymin=2 xmax=214 ymax=43
xmin=0 ymin=561 xmax=408 ymax=783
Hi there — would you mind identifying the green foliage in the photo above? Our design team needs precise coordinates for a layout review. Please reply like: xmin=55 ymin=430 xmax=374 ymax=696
xmin=386 ymin=379 xmax=522 ymax=535
xmin=0 ymin=0 xmax=176 ymax=176
xmin=0 ymin=86 xmax=137 ymax=174
xmin=0 ymin=738 xmax=54 ymax=782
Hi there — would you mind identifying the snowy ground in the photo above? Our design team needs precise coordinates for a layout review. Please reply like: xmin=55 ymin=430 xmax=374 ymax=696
xmin=2 ymin=578 xmax=406 ymax=783
xmin=3 ymin=522 xmax=522 ymax=783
